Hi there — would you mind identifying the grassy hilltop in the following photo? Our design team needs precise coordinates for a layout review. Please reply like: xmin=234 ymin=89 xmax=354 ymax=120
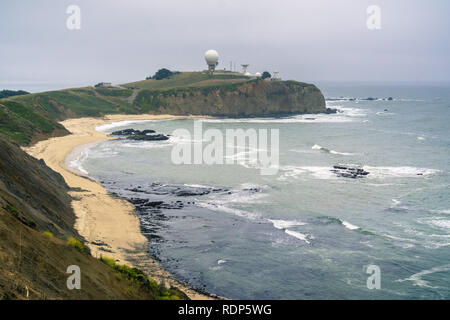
xmin=0 ymin=71 xmax=322 ymax=145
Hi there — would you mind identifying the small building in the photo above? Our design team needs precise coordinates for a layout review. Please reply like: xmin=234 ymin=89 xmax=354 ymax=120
xmin=95 ymin=82 xmax=112 ymax=88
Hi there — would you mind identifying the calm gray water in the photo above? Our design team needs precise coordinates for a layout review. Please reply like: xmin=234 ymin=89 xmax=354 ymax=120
xmin=75 ymin=84 xmax=450 ymax=299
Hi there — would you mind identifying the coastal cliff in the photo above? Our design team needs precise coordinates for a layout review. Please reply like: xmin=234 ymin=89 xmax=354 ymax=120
xmin=134 ymin=80 xmax=326 ymax=117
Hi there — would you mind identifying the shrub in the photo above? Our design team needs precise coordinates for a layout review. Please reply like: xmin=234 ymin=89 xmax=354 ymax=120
xmin=67 ymin=237 xmax=90 ymax=254
xmin=42 ymin=231 xmax=53 ymax=237
xmin=99 ymin=256 xmax=187 ymax=300
xmin=261 ymin=71 xmax=271 ymax=79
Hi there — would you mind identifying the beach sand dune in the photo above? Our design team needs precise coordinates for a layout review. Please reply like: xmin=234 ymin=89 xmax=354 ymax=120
xmin=24 ymin=114 xmax=213 ymax=300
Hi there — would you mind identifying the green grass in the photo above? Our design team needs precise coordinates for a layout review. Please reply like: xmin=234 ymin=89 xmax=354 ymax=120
xmin=94 ymin=88 xmax=133 ymax=97
xmin=100 ymin=256 xmax=187 ymax=300
xmin=124 ymin=71 xmax=249 ymax=90
xmin=284 ymin=80 xmax=314 ymax=87
xmin=0 ymin=86 xmax=142 ymax=144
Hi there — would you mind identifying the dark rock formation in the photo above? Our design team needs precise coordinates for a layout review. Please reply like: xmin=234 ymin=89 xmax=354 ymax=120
xmin=111 ymin=128 xmax=169 ymax=141
xmin=331 ymin=165 xmax=370 ymax=179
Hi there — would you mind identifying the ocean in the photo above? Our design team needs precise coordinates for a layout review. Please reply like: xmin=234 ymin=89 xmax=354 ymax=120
xmin=71 ymin=83 xmax=450 ymax=299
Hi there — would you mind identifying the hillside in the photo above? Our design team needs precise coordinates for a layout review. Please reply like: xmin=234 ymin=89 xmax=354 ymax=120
xmin=0 ymin=72 xmax=326 ymax=145
xmin=0 ymin=137 xmax=188 ymax=299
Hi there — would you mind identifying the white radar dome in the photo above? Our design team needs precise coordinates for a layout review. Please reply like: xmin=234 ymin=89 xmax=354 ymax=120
xmin=255 ymin=72 xmax=262 ymax=77
xmin=205 ymin=50 xmax=219 ymax=65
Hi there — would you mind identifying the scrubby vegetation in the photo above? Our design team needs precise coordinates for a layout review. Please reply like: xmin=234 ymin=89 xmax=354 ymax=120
xmin=67 ymin=237 xmax=90 ymax=254
xmin=0 ymin=86 xmax=139 ymax=144
xmin=147 ymin=68 xmax=180 ymax=80
xmin=0 ymin=90 xmax=29 ymax=99
xmin=42 ymin=231 xmax=53 ymax=237
xmin=100 ymin=256 xmax=187 ymax=300
xmin=1 ymin=137 xmax=186 ymax=299
xmin=262 ymin=71 xmax=271 ymax=79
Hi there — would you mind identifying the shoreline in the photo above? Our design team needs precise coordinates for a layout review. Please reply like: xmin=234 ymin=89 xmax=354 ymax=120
xmin=24 ymin=114 xmax=216 ymax=300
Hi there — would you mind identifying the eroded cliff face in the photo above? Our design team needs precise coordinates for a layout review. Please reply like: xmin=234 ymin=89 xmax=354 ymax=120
xmin=134 ymin=80 xmax=326 ymax=117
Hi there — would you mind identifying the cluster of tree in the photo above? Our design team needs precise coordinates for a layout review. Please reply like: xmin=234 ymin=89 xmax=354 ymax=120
xmin=261 ymin=71 xmax=271 ymax=80
xmin=0 ymin=90 xmax=29 ymax=99
xmin=146 ymin=68 xmax=179 ymax=80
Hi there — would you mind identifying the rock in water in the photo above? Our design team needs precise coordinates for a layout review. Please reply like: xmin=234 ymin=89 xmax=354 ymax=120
xmin=331 ymin=165 xmax=370 ymax=179
xmin=110 ymin=128 xmax=168 ymax=141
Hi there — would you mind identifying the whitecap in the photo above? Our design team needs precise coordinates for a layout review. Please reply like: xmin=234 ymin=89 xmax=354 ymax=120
xmin=268 ymin=219 xmax=307 ymax=230
xmin=363 ymin=166 xmax=440 ymax=179
xmin=342 ymin=221 xmax=360 ymax=230
xmin=197 ymin=202 xmax=260 ymax=221
xmin=312 ymin=144 xmax=355 ymax=156
xmin=284 ymin=229 xmax=311 ymax=244
xmin=396 ymin=264 xmax=450 ymax=288
xmin=278 ymin=166 xmax=336 ymax=180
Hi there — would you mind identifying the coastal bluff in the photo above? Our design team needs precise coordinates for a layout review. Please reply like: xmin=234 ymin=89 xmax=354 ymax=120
xmin=132 ymin=80 xmax=326 ymax=117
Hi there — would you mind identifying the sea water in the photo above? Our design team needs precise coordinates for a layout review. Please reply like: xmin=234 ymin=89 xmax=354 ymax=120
xmin=76 ymin=83 xmax=450 ymax=299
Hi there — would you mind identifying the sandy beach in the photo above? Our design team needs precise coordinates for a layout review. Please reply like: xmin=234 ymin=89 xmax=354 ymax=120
xmin=24 ymin=114 xmax=213 ymax=300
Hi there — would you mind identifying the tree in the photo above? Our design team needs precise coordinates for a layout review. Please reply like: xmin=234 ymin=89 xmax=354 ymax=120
xmin=261 ymin=71 xmax=271 ymax=80
xmin=147 ymin=68 xmax=178 ymax=80
xmin=0 ymin=90 xmax=29 ymax=98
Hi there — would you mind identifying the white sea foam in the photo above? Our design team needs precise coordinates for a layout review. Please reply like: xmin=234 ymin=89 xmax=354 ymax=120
xmin=184 ymin=183 xmax=214 ymax=189
xmin=201 ymin=106 xmax=367 ymax=124
xmin=431 ymin=209 xmax=450 ymax=215
xmin=363 ymin=166 xmax=440 ymax=179
xmin=197 ymin=202 xmax=260 ymax=220
xmin=278 ymin=165 xmax=440 ymax=182
xmin=312 ymin=144 xmax=355 ymax=156
xmin=119 ymin=141 xmax=173 ymax=149
xmin=68 ymin=150 xmax=89 ymax=175
xmin=278 ymin=166 xmax=336 ymax=181
xmin=342 ymin=221 xmax=360 ymax=230
xmin=95 ymin=120 xmax=162 ymax=132
xmin=284 ymin=229 xmax=311 ymax=244
xmin=427 ymin=219 xmax=450 ymax=229
xmin=268 ymin=219 xmax=307 ymax=230
xmin=396 ymin=264 xmax=450 ymax=288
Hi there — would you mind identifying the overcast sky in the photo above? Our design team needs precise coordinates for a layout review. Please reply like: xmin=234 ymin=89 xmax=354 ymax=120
xmin=1 ymin=0 xmax=449 ymax=92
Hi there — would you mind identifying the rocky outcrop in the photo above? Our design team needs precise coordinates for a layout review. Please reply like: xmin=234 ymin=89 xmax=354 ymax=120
xmin=111 ymin=128 xmax=170 ymax=141
xmin=134 ymin=80 xmax=326 ymax=117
